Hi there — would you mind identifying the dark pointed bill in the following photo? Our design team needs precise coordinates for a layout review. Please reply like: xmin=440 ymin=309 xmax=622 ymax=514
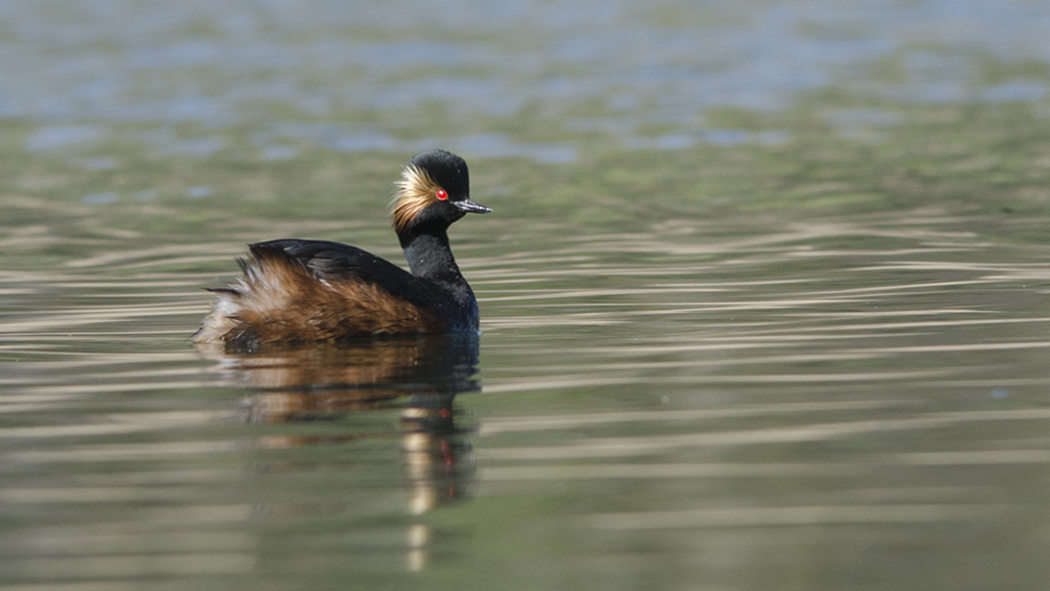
xmin=453 ymin=198 xmax=492 ymax=214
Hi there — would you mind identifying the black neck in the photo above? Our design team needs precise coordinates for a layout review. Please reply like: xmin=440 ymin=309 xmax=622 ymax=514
xmin=399 ymin=229 xmax=466 ymax=285
xmin=398 ymin=225 xmax=480 ymax=330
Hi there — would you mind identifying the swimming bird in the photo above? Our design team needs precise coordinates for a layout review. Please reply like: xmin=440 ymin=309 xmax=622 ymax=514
xmin=195 ymin=150 xmax=491 ymax=352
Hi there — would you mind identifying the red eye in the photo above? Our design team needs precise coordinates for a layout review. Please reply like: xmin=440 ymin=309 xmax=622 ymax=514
xmin=435 ymin=189 xmax=448 ymax=201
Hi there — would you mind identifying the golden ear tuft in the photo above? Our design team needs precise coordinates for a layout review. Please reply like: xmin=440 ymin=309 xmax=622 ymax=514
xmin=391 ymin=164 xmax=443 ymax=233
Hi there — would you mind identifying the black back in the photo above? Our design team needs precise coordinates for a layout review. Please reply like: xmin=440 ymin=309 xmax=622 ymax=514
xmin=251 ymin=239 xmax=459 ymax=314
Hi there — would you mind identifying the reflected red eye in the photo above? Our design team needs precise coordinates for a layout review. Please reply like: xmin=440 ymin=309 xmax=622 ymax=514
xmin=435 ymin=189 xmax=448 ymax=201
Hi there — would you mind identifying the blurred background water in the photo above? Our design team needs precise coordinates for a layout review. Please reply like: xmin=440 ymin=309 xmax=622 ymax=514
xmin=4 ymin=1 xmax=1050 ymax=590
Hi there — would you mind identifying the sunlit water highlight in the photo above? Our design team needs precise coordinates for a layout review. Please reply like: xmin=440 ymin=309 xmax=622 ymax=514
xmin=4 ymin=0 xmax=1050 ymax=163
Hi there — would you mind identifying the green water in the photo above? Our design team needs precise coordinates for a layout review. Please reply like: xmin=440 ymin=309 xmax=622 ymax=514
xmin=4 ymin=1 xmax=1050 ymax=590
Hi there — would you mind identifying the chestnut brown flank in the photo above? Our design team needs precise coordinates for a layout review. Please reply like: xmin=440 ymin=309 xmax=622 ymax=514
xmin=195 ymin=247 xmax=447 ymax=348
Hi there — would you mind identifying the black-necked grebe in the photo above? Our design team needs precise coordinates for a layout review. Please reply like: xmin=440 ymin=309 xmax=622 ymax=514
xmin=195 ymin=150 xmax=491 ymax=351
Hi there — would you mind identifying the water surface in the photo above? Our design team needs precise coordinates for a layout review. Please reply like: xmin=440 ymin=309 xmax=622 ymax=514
xmin=4 ymin=1 xmax=1050 ymax=590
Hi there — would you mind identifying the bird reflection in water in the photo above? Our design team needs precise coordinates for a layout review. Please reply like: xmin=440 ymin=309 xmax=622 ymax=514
xmin=198 ymin=333 xmax=480 ymax=571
